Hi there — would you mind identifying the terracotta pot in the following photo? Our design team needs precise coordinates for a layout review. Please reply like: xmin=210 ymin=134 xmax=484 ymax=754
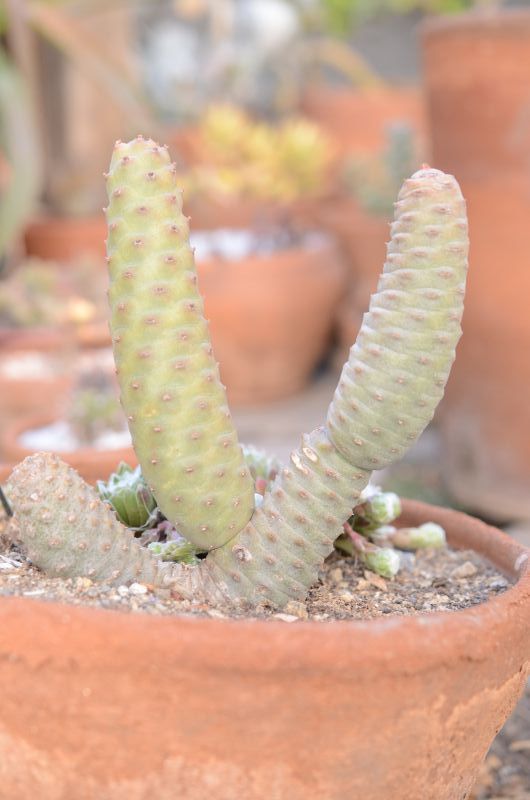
xmin=423 ymin=12 xmax=530 ymax=519
xmin=1 ymin=413 xmax=136 ymax=485
xmin=301 ymin=84 xmax=426 ymax=157
xmin=0 ymin=462 xmax=12 ymax=483
xmin=24 ymin=215 xmax=107 ymax=263
xmin=0 ymin=326 xmax=67 ymax=354
xmin=197 ymin=238 xmax=346 ymax=405
xmin=0 ymin=501 xmax=528 ymax=799
xmin=319 ymin=196 xmax=390 ymax=347
xmin=0 ymin=324 xmax=112 ymax=434
xmin=186 ymin=195 xmax=288 ymax=232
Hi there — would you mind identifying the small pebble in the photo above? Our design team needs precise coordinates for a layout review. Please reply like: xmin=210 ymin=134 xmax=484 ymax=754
xmin=451 ymin=561 xmax=478 ymax=579
xmin=283 ymin=601 xmax=308 ymax=619
xmin=129 ymin=582 xmax=148 ymax=595
xmin=117 ymin=585 xmax=129 ymax=597
xmin=329 ymin=568 xmax=343 ymax=583
xmin=207 ymin=609 xmax=226 ymax=619
xmin=273 ymin=613 xmax=299 ymax=623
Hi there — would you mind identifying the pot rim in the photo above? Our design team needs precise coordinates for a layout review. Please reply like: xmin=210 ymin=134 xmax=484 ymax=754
xmin=0 ymin=500 xmax=528 ymax=677
xmin=196 ymin=231 xmax=340 ymax=268
xmin=2 ymin=412 xmax=134 ymax=465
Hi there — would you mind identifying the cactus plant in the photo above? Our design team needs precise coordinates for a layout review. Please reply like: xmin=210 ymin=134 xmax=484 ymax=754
xmin=4 ymin=137 xmax=468 ymax=609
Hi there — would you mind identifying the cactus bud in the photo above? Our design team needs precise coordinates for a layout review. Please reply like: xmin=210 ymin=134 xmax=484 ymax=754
xmin=97 ymin=462 xmax=157 ymax=531
xmin=361 ymin=546 xmax=401 ymax=579
xmin=391 ymin=522 xmax=446 ymax=551
xmin=148 ymin=539 xmax=198 ymax=565
xmin=354 ymin=489 xmax=402 ymax=528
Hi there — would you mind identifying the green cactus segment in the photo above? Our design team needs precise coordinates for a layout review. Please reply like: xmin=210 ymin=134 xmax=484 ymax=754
xmin=148 ymin=539 xmax=198 ymax=565
xmin=392 ymin=522 xmax=446 ymax=551
xmin=361 ymin=547 xmax=401 ymax=579
xmin=6 ymin=452 xmax=161 ymax=584
xmin=5 ymin=453 xmax=215 ymax=597
xmin=105 ymin=136 xmax=254 ymax=550
xmin=195 ymin=168 xmax=468 ymax=607
xmin=203 ymin=427 xmax=371 ymax=605
xmin=353 ymin=488 xmax=402 ymax=529
xmin=327 ymin=167 xmax=468 ymax=471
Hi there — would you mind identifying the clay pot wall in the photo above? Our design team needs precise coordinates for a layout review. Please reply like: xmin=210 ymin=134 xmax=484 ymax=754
xmin=0 ymin=501 xmax=527 ymax=799
xmin=198 ymin=239 xmax=346 ymax=405
xmin=423 ymin=11 xmax=530 ymax=519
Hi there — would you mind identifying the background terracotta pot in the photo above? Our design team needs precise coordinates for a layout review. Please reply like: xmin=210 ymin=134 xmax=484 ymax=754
xmin=2 ymin=414 xmax=135 ymax=485
xmin=423 ymin=11 xmax=530 ymax=520
xmin=197 ymin=238 xmax=346 ymax=405
xmin=24 ymin=215 xmax=107 ymax=263
xmin=301 ymin=84 xmax=426 ymax=157
xmin=0 ymin=324 xmax=112 ymax=434
xmin=0 ymin=463 xmax=12 ymax=483
xmin=318 ymin=197 xmax=390 ymax=358
xmin=0 ymin=501 xmax=528 ymax=799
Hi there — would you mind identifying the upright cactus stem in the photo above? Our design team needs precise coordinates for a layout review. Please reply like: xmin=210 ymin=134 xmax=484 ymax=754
xmin=105 ymin=136 xmax=255 ymax=551
xmin=4 ymin=152 xmax=469 ymax=610
xmin=328 ymin=166 xmax=467 ymax=470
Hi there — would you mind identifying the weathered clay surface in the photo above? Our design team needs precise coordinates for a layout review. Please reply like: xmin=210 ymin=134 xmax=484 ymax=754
xmin=423 ymin=12 xmax=530 ymax=518
xmin=0 ymin=501 xmax=528 ymax=800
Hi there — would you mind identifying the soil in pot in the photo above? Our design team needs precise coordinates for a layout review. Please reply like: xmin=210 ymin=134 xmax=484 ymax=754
xmin=0 ymin=504 xmax=515 ymax=621
xmin=192 ymin=227 xmax=347 ymax=405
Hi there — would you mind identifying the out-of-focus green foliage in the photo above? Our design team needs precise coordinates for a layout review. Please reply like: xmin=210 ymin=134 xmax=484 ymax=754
xmin=0 ymin=49 xmax=42 ymax=261
xmin=317 ymin=0 xmax=474 ymax=36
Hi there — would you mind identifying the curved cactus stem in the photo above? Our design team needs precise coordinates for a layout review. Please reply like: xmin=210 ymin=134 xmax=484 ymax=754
xmin=6 ymin=166 xmax=468 ymax=610
xmin=197 ymin=166 xmax=468 ymax=606
xmin=105 ymin=136 xmax=255 ymax=551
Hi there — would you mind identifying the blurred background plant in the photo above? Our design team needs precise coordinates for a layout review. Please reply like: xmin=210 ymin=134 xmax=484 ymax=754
xmin=343 ymin=120 xmax=418 ymax=215
xmin=177 ymin=104 xmax=334 ymax=205
xmin=66 ymin=368 xmax=125 ymax=447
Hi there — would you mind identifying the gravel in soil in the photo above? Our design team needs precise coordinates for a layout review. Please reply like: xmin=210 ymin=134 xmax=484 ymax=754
xmin=0 ymin=515 xmax=512 ymax=622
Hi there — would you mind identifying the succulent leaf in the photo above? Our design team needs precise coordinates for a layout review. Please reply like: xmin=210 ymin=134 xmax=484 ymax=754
xmin=97 ymin=462 xmax=157 ymax=530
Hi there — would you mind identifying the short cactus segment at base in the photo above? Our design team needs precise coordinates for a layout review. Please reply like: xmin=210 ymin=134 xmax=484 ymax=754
xmin=106 ymin=136 xmax=255 ymax=551
xmin=6 ymin=452 xmax=219 ymax=601
xmin=4 ymin=155 xmax=468 ymax=609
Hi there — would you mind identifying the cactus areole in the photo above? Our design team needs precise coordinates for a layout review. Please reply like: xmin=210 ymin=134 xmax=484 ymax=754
xmin=6 ymin=138 xmax=469 ymax=609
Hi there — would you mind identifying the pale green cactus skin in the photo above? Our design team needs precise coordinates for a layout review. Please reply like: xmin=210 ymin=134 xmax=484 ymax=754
xmin=5 ymin=452 xmax=220 ymax=600
xmin=6 ymin=452 xmax=162 ymax=585
xmin=197 ymin=166 xmax=468 ymax=605
xmin=105 ymin=136 xmax=255 ymax=551
xmin=328 ymin=167 xmax=467 ymax=470
xmin=5 ymin=161 xmax=468 ymax=609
